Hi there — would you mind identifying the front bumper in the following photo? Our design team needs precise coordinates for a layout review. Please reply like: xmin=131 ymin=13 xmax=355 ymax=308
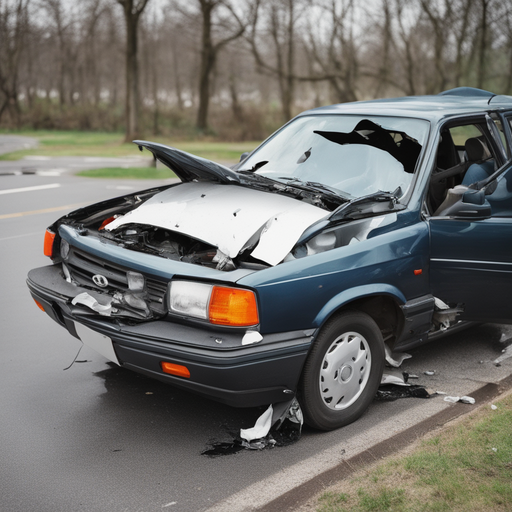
xmin=27 ymin=265 xmax=314 ymax=407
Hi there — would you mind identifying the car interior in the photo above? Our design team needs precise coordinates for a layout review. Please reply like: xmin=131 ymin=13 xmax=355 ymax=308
xmin=427 ymin=122 xmax=498 ymax=215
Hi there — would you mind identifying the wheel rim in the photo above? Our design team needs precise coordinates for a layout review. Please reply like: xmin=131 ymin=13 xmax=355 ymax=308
xmin=318 ymin=331 xmax=371 ymax=411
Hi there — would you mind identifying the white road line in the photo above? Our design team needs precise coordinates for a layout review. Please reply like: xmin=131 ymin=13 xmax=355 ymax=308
xmin=0 ymin=183 xmax=61 ymax=195
xmin=0 ymin=231 xmax=41 ymax=241
xmin=0 ymin=202 xmax=86 ymax=220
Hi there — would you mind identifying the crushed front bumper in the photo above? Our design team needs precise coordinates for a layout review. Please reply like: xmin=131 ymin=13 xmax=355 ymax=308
xmin=27 ymin=265 xmax=313 ymax=407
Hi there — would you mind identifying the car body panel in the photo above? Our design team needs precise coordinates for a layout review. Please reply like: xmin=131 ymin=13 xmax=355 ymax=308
xmin=105 ymin=181 xmax=327 ymax=265
xmin=26 ymin=87 xmax=512 ymax=417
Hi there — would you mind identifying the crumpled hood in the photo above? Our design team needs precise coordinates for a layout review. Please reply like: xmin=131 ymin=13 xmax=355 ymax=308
xmin=106 ymin=182 xmax=327 ymax=266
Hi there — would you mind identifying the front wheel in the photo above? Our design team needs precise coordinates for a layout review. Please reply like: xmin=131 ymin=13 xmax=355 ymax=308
xmin=299 ymin=311 xmax=385 ymax=431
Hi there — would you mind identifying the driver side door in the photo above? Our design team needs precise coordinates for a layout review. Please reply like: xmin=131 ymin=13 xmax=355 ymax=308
xmin=428 ymin=116 xmax=512 ymax=323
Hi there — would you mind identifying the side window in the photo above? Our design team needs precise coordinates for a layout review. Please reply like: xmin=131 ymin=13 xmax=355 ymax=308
xmin=426 ymin=121 xmax=496 ymax=216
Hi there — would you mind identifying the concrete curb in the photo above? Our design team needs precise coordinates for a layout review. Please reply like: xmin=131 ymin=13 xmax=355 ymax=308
xmin=258 ymin=373 xmax=512 ymax=511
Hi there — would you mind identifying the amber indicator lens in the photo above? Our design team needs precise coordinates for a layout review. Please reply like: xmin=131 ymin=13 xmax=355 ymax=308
xmin=161 ymin=362 xmax=191 ymax=378
xmin=43 ymin=229 xmax=56 ymax=258
xmin=209 ymin=286 xmax=259 ymax=326
xmin=34 ymin=299 xmax=45 ymax=311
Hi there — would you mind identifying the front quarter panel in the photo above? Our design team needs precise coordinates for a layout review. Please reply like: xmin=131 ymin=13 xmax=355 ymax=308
xmin=239 ymin=217 xmax=430 ymax=334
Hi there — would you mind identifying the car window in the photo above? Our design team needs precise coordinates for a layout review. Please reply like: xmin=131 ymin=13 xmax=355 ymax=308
xmin=427 ymin=121 xmax=497 ymax=216
xmin=238 ymin=115 xmax=430 ymax=200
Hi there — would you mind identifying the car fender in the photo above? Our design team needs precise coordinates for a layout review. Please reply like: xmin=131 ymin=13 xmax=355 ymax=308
xmin=312 ymin=283 xmax=407 ymax=329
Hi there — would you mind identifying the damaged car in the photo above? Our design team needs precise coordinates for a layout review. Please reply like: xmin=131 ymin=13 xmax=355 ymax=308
xmin=27 ymin=87 xmax=512 ymax=430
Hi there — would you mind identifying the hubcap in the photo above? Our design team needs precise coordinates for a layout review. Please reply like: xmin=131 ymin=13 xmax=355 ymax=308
xmin=319 ymin=331 xmax=371 ymax=410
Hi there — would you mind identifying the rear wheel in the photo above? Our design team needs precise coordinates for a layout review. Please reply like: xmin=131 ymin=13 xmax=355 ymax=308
xmin=300 ymin=311 xmax=385 ymax=431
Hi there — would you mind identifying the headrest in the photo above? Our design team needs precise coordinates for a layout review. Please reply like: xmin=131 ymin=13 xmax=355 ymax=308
xmin=465 ymin=137 xmax=491 ymax=161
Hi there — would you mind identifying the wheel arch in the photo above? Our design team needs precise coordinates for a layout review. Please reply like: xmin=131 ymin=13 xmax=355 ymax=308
xmin=311 ymin=284 xmax=406 ymax=349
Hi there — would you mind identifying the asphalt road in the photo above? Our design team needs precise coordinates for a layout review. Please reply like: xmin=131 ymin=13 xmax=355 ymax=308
xmin=1 ymin=151 xmax=512 ymax=512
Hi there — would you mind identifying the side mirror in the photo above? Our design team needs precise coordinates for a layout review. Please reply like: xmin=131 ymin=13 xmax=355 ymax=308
xmin=239 ymin=152 xmax=249 ymax=162
xmin=449 ymin=189 xmax=491 ymax=219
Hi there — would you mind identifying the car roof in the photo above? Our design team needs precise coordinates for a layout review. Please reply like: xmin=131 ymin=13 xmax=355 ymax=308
xmin=299 ymin=87 xmax=512 ymax=123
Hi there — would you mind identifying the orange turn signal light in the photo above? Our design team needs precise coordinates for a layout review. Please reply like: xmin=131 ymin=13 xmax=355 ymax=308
xmin=98 ymin=216 xmax=116 ymax=230
xmin=161 ymin=362 xmax=190 ymax=378
xmin=208 ymin=286 xmax=259 ymax=326
xmin=34 ymin=299 xmax=45 ymax=312
xmin=43 ymin=229 xmax=56 ymax=258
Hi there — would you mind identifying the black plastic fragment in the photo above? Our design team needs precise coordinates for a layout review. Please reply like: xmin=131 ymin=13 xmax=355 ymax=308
xmin=375 ymin=384 xmax=431 ymax=401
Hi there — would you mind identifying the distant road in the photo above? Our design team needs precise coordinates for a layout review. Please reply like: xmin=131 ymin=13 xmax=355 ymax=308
xmin=0 ymin=133 xmax=151 ymax=176
xmin=0 ymin=135 xmax=38 ymax=155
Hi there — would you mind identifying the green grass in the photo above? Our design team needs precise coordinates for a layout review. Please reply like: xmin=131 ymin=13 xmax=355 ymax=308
xmin=76 ymin=167 xmax=177 ymax=179
xmin=317 ymin=393 xmax=512 ymax=512
xmin=0 ymin=130 xmax=258 ymax=163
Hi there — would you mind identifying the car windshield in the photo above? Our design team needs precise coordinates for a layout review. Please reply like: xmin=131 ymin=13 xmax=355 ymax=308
xmin=238 ymin=114 xmax=430 ymax=199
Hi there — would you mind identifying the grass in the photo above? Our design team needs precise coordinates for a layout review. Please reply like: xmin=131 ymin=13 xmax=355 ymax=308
xmin=316 ymin=392 xmax=512 ymax=512
xmin=76 ymin=167 xmax=177 ymax=180
xmin=0 ymin=130 xmax=258 ymax=163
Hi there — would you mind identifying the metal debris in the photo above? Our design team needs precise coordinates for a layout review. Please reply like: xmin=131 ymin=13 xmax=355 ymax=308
xmin=71 ymin=292 xmax=113 ymax=316
xmin=381 ymin=370 xmax=410 ymax=386
xmin=384 ymin=344 xmax=412 ymax=368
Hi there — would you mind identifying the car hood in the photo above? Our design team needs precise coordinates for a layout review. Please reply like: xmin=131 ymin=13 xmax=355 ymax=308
xmin=105 ymin=182 xmax=327 ymax=266
xmin=134 ymin=140 xmax=241 ymax=184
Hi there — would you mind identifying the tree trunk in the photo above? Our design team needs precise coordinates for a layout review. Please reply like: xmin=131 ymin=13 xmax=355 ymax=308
xmin=117 ymin=0 xmax=150 ymax=142
xmin=196 ymin=0 xmax=215 ymax=131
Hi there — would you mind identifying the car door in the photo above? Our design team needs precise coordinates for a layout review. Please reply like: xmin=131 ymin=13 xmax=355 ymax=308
xmin=428 ymin=115 xmax=512 ymax=323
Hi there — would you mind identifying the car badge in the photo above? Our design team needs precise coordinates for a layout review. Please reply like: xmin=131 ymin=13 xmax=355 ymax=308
xmin=92 ymin=274 xmax=109 ymax=288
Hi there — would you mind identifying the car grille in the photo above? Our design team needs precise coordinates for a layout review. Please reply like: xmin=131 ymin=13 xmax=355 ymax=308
xmin=66 ymin=247 xmax=168 ymax=315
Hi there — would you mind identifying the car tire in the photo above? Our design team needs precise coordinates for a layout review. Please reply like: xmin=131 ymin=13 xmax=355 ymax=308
xmin=299 ymin=310 xmax=385 ymax=431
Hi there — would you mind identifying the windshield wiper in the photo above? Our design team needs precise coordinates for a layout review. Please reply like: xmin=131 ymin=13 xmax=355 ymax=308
xmin=277 ymin=177 xmax=352 ymax=201
xmin=240 ymin=160 xmax=268 ymax=172
xmin=330 ymin=187 xmax=404 ymax=221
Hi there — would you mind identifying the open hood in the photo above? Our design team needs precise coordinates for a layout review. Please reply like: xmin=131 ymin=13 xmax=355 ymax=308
xmin=105 ymin=182 xmax=327 ymax=266
xmin=134 ymin=140 xmax=241 ymax=184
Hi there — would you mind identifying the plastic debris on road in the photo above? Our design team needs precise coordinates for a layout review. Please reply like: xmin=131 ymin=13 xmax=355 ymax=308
xmin=443 ymin=395 xmax=476 ymax=404
xmin=423 ymin=370 xmax=436 ymax=376
xmin=375 ymin=384 xmax=431 ymax=401
xmin=201 ymin=398 xmax=303 ymax=457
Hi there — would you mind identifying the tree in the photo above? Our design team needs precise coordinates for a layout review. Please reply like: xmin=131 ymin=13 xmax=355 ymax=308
xmin=0 ymin=0 xmax=30 ymax=127
xmin=116 ymin=0 xmax=150 ymax=141
xmin=195 ymin=0 xmax=247 ymax=131
xmin=249 ymin=0 xmax=307 ymax=121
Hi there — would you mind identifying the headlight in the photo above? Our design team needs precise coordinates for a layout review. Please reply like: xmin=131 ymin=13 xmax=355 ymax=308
xmin=168 ymin=281 xmax=259 ymax=327
xmin=60 ymin=239 xmax=70 ymax=259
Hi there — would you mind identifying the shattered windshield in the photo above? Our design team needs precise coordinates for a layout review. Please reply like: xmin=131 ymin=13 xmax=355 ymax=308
xmin=237 ymin=115 xmax=429 ymax=199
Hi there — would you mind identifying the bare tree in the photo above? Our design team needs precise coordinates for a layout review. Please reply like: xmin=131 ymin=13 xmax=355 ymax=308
xmin=194 ymin=0 xmax=247 ymax=131
xmin=116 ymin=0 xmax=150 ymax=141
xmin=249 ymin=0 xmax=308 ymax=121
xmin=0 ymin=0 xmax=30 ymax=126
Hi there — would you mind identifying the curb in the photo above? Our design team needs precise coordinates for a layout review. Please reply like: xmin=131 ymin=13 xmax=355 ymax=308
xmin=258 ymin=373 xmax=512 ymax=511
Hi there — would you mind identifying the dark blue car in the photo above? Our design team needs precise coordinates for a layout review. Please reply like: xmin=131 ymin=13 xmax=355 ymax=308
xmin=27 ymin=87 xmax=512 ymax=430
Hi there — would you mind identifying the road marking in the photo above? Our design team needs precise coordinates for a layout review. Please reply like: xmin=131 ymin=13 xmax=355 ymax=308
xmin=0 ymin=183 xmax=61 ymax=195
xmin=0 ymin=203 xmax=86 ymax=220
xmin=0 ymin=231 xmax=41 ymax=241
